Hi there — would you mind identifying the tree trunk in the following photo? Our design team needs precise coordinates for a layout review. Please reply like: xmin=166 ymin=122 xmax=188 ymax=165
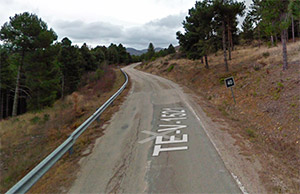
xmin=12 ymin=65 xmax=21 ymax=117
xmin=0 ymin=64 xmax=2 ymax=120
xmin=230 ymin=30 xmax=234 ymax=51
xmin=222 ymin=21 xmax=229 ymax=72
xmin=298 ymin=18 xmax=300 ymax=37
xmin=12 ymin=51 xmax=24 ymax=117
xmin=0 ymin=92 xmax=3 ymax=120
xmin=61 ymin=75 xmax=64 ymax=100
xmin=200 ymin=56 xmax=203 ymax=64
xmin=227 ymin=22 xmax=232 ymax=60
xmin=204 ymin=55 xmax=209 ymax=69
xmin=6 ymin=92 xmax=9 ymax=117
xmin=292 ymin=15 xmax=295 ymax=42
xmin=275 ymin=34 xmax=278 ymax=45
xmin=271 ymin=35 xmax=274 ymax=46
xmin=258 ymin=27 xmax=261 ymax=48
xmin=281 ymin=29 xmax=288 ymax=70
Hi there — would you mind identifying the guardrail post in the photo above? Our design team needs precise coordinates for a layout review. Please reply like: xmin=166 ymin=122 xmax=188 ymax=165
xmin=96 ymin=116 xmax=100 ymax=123
xmin=68 ymin=146 xmax=74 ymax=155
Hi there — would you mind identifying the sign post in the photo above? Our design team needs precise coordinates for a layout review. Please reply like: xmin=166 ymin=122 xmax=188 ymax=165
xmin=224 ymin=77 xmax=236 ymax=104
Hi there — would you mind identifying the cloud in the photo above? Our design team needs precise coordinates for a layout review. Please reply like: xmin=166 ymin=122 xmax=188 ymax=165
xmin=53 ymin=20 xmax=123 ymax=44
xmin=147 ymin=12 xmax=186 ymax=28
xmin=121 ymin=13 xmax=186 ymax=48
xmin=52 ymin=12 xmax=186 ymax=49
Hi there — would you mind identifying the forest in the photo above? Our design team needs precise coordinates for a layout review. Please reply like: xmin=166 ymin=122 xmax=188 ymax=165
xmin=177 ymin=0 xmax=300 ymax=71
xmin=0 ymin=12 xmax=136 ymax=119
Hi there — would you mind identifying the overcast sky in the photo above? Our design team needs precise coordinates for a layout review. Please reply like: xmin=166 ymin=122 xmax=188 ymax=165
xmin=0 ymin=0 xmax=252 ymax=49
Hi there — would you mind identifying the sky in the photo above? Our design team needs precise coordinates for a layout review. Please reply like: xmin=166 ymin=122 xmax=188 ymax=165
xmin=0 ymin=0 xmax=252 ymax=50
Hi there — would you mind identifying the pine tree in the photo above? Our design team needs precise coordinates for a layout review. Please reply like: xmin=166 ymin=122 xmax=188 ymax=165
xmin=0 ymin=12 xmax=57 ymax=116
xmin=260 ymin=0 xmax=290 ymax=70
xmin=147 ymin=43 xmax=155 ymax=60
xmin=0 ymin=46 xmax=14 ymax=118
xmin=58 ymin=37 xmax=82 ymax=97
xmin=241 ymin=14 xmax=254 ymax=42
xmin=167 ymin=44 xmax=176 ymax=54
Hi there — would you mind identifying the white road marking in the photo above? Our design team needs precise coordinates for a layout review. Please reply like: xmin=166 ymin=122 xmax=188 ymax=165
xmin=161 ymin=117 xmax=187 ymax=121
xmin=151 ymin=108 xmax=189 ymax=156
xmin=157 ymin=125 xmax=187 ymax=132
xmin=155 ymin=134 xmax=188 ymax=144
xmin=138 ymin=130 xmax=172 ymax=144
xmin=161 ymin=113 xmax=186 ymax=118
xmin=152 ymin=145 xmax=188 ymax=156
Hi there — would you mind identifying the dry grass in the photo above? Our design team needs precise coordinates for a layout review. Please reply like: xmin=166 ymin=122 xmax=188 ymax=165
xmin=0 ymin=68 xmax=129 ymax=193
xmin=138 ymin=41 xmax=300 ymax=193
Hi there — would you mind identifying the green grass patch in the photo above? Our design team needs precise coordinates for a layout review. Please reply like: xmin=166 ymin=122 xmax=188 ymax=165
xmin=245 ymin=128 xmax=256 ymax=138
xmin=262 ymin=52 xmax=270 ymax=58
xmin=167 ymin=64 xmax=174 ymax=72
xmin=277 ymin=82 xmax=284 ymax=88
xmin=30 ymin=116 xmax=41 ymax=124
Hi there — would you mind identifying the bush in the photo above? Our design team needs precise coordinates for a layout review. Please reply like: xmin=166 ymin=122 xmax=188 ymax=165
xmin=277 ymin=82 xmax=284 ymax=88
xmin=96 ymin=68 xmax=104 ymax=79
xmin=43 ymin=114 xmax=50 ymax=122
xmin=30 ymin=116 xmax=41 ymax=124
xmin=167 ymin=65 xmax=174 ymax=72
xmin=262 ymin=52 xmax=270 ymax=58
xmin=245 ymin=128 xmax=256 ymax=138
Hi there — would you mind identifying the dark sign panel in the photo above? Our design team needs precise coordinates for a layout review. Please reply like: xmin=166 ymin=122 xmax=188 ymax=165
xmin=225 ymin=77 xmax=235 ymax=88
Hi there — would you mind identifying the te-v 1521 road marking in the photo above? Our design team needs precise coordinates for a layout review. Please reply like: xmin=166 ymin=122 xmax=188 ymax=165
xmin=152 ymin=108 xmax=189 ymax=156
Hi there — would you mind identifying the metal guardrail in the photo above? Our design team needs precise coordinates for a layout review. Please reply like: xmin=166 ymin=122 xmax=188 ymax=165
xmin=6 ymin=69 xmax=129 ymax=194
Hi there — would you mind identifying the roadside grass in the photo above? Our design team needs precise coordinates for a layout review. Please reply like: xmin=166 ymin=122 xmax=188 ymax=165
xmin=138 ymin=40 xmax=300 ymax=192
xmin=0 ymin=68 xmax=129 ymax=193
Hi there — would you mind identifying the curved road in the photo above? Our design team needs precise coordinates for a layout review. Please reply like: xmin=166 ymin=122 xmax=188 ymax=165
xmin=68 ymin=63 xmax=242 ymax=193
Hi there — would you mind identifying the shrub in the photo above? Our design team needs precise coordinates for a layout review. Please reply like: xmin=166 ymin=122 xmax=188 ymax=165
xmin=43 ymin=114 xmax=50 ymax=122
xmin=96 ymin=69 xmax=104 ymax=79
xmin=262 ymin=52 xmax=270 ymax=58
xmin=277 ymin=82 xmax=284 ymax=88
xmin=167 ymin=64 xmax=174 ymax=72
xmin=30 ymin=116 xmax=41 ymax=124
xmin=245 ymin=128 xmax=256 ymax=138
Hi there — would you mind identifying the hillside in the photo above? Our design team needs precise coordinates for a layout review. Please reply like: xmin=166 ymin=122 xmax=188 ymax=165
xmin=0 ymin=68 xmax=130 ymax=193
xmin=126 ymin=47 xmax=163 ymax=56
xmin=137 ymin=41 xmax=300 ymax=193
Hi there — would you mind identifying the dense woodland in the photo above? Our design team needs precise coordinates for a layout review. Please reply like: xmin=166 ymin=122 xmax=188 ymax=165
xmin=177 ymin=0 xmax=300 ymax=71
xmin=0 ymin=12 xmax=134 ymax=119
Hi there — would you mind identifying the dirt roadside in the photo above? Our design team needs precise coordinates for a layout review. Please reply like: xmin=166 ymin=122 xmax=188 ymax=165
xmin=0 ymin=69 xmax=131 ymax=193
xmin=29 ymin=69 xmax=131 ymax=194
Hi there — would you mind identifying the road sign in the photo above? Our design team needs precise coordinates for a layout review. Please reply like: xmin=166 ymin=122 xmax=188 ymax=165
xmin=225 ymin=77 xmax=235 ymax=88
xmin=224 ymin=77 xmax=236 ymax=104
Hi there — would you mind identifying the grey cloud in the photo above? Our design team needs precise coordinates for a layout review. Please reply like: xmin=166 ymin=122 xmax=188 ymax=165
xmin=120 ymin=13 xmax=185 ymax=48
xmin=53 ymin=12 xmax=185 ymax=49
xmin=146 ymin=12 xmax=186 ymax=29
xmin=121 ymin=25 xmax=177 ymax=49
xmin=54 ymin=20 xmax=123 ymax=43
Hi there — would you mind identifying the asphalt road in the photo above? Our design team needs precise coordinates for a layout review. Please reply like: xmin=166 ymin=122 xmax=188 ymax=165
xmin=68 ymin=63 xmax=242 ymax=193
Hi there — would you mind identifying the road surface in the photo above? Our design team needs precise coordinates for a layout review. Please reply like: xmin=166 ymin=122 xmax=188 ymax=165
xmin=68 ymin=63 xmax=242 ymax=193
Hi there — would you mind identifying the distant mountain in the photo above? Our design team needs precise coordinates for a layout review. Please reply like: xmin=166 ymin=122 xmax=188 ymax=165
xmin=155 ymin=48 xmax=163 ymax=52
xmin=126 ymin=47 xmax=163 ymax=56
xmin=126 ymin=48 xmax=145 ymax=56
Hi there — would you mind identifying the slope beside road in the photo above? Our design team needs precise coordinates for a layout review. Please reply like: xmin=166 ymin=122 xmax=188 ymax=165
xmin=68 ymin=63 xmax=247 ymax=193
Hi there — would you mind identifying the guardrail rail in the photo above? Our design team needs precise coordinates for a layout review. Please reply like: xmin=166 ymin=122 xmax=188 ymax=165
xmin=6 ymin=69 xmax=129 ymax=194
